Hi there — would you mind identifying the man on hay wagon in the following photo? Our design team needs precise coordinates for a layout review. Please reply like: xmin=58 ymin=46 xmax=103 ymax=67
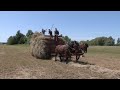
xmin=42 ymin=29 xmax=46 ymax=35
xmin=54 ymin=28 xmax=60 ymax=46
xmin=48 ymin=29 xmax=53 ymax=39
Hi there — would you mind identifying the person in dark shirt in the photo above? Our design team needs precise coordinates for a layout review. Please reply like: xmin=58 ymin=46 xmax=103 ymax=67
xmin=54 ymin=28 xmax=60 ymax=45
xmin=54 ymin=28 xmax=59 ymax=35
xmin=42 ymin=29 xmax=46 ymax=35
xmin=48 ymin=29 xmax=53 ymax=38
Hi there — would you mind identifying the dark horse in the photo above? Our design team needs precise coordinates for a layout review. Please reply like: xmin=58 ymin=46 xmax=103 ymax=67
xmin=55 ymin=41 xmax=82 ymax=64
xmin=80 ymin=43 xmax=89 ymax=53
xmin=69 ymin=41 xmax=83 ymax=61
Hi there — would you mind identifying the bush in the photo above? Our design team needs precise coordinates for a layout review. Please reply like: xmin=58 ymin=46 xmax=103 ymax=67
xmin=19 ymin=36 xmax=27 ymax=44
xmin=7 ymin=36 xmax=17 ymax=45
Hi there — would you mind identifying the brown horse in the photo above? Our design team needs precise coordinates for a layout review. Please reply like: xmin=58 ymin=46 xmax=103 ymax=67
xmin=55 ymin=41 xmax=81 ymax=63
xmin=79 ymin=43 xmax=89 ymax=53
xmin=55 ymin=44 xmax=71 ymax=64
xmin=71 ymin=41 xmax=84 ymax=61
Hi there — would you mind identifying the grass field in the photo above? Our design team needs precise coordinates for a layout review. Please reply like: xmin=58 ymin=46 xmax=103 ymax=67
xmin=0 ymin=45 xmax=120 ymax=79
xmin=88 ymin=46 xmax=120 ymax=55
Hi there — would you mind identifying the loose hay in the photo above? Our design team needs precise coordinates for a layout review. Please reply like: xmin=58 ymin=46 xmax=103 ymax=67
xmin=30 ymin=32 xmax=65 ymax=59
xmin=70 ymin=62 xmax=120 ymax=79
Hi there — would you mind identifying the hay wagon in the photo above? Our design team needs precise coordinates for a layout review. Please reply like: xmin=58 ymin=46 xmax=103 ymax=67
xmin=48 ymin=34 xmax=84 ymax=61
xmin=30 ymin=32 xmax=84 ymax=61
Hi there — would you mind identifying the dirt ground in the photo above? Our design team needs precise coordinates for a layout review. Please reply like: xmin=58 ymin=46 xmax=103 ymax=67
xmin=0 ymin=45 xmax=120 ymax=79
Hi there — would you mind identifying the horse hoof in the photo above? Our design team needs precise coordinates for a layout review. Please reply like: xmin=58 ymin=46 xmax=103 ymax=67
xmin=66 ymin=62 xmax=68 ymax=64
xmin=75 ymin=61 xmax=78 ymax=63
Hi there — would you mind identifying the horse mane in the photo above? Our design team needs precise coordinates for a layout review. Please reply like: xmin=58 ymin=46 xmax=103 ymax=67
xmin=74 ymin=41 xmax=79 ymax=46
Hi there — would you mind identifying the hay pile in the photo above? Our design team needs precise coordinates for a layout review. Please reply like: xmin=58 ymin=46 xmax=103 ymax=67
xmin=30 ymin=32 xmax=65 ymax=59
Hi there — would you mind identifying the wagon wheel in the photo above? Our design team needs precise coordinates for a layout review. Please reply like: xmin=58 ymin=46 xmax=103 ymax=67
xmin=76 ymin=54 xmax=80 ymax=62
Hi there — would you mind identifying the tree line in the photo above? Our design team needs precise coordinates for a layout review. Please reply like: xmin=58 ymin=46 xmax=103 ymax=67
xmin=80 ymin=36 xmax=120 ymax=46
xmin=7 ymin=30 xmax=33 ymax=45
xmin=7 ymin=30 xmax=72 ymax=45
xmin=6 ymin=30 xmax=120 ymax=46
xmin=62 ymin=36 xmax=120 ymax=46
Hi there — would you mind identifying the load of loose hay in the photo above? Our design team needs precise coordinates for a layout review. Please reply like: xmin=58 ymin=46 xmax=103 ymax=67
xmin=30 ymin=32 xmax=65 ymax=59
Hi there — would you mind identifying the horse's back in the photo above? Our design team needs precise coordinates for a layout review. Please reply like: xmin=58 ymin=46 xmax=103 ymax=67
xmin=56 ymin=45 xmax=66 ymax=49
xmin=55 ymin=44 xmax=68 ymax=52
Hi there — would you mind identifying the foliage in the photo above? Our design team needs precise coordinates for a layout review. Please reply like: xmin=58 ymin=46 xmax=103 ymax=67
xmin=26 ymin=30 xmax=34 ymax=44
xmin=80 ymin=36 xmax=115 ymax=46
xmin=62 ymin=36 xmax=71 ymax=43
xmin=7 ymin=36 xmax=17 ymax=45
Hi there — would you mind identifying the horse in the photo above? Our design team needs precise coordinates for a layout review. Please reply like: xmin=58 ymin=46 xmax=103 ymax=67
xmin=55 ymin=41 xmax=81 ymax=64
xmin=69 ymin=41 xmax=83 ymax=62
xmin=55 ymin=44 xmax=72 ymax=64
xmin=79 ymin=43 xmax=89 ymax=53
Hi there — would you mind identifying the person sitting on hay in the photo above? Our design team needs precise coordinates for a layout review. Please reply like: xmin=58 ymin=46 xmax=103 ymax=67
xmin=54 ymin=28 xmax=59 ymax=43
xmin=54 ymin=28 xmax=59 ymax=36
xmin=48 ymin=29 xmax=53 ymax=39
xmin=42 ymin=29 xmax=46 ymax=35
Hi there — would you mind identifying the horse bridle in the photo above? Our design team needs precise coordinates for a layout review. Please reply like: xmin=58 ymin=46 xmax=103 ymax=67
xmin=67 ymin=42 xmax=76 ymax=52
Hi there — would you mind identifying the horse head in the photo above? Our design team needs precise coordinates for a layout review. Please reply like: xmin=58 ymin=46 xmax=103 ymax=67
xmin=67 ymin=41 xmax=80 ymax=53
xmin=79 ymin=42 xmax=89 ymax=53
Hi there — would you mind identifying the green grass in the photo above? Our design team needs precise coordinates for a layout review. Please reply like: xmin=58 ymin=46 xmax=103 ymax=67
xmin=88 ymin=46 xmax=120 ymax=54
xmin=6 ymin=44 xmax=29 ymax=46
xmin=6 ymin=44 xmax=30 ymax=49
xmin=87 ymin=46 xmax=120 ymax=58
xmin=4 ymin=44 xmax=120 ymax=59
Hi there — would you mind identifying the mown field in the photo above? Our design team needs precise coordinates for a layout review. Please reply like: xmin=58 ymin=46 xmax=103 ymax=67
xmin=0 ymin=45 xmax=120 ymax=79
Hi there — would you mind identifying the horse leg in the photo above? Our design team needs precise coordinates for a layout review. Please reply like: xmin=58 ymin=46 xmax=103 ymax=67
xmin=85 ymin=47 xmax=87 ymax=53
xmin=55 ymin=52 xmax=57 ymax=61
xmin=86 ymin=48 xmax=87 ymax=53
xmin=59 ymin=54 xmax=63 ymax=62
xmin=65 ymin=57 xmax=69 ymax=64
xmin=69 ymin=55 xmax=71 ymax=61
xmin=75 ymin=51 xmax=80 ymax=62
xmin=66 ymin=52 xmax=70 ymax=64
xmin=64 ymin=51 xmax=68 ymax=64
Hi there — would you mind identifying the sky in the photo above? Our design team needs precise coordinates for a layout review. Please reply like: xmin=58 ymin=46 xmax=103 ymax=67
xmin=0 ymin=11 xmax=120 ymax=43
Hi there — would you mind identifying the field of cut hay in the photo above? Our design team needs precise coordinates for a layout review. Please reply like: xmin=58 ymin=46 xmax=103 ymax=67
xmin=0 ymin=45 xmax=120 ymax=79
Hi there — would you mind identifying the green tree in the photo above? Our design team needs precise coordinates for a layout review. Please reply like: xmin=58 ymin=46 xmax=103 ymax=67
xmin=62 ymin=36 xmax=71 ymax=43
xmin=81 ymin=36 xmax=115 ymax=46
xmin=7 ymin=30 xmax=26 ymax=45
xmin=7 ymin=36 xmax=17 ymax=45
xmin=117 ymin=38 xmax=120 ymax=45
xmin=105 ymin=36 xmax=115 ymax=46
xmin=19 ymin=36 xmax=27 ymax=44
xmin=15 ymin=30 xmax=25 ymax=44
xmin=26 ymin=30 xmax=34 ymax=38
xmin=26 ymin=30 xmax=34 ymax=44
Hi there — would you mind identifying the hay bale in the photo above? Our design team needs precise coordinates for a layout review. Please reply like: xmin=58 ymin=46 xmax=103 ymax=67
xmin=30 ymin=32 xmax=65 ymax=59
xmin=30 ymin=32 xmax=43 ymax=42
